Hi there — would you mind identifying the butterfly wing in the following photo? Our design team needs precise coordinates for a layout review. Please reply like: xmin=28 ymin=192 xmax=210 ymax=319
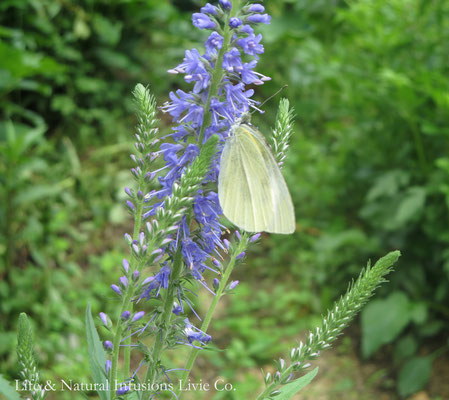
xmin=218 ymin=124 xmax=295 ymax=234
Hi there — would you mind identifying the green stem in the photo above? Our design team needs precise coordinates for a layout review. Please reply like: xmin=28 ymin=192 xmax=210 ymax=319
xmin=123 ymin=201 xmax=144 ymax=377
xmin=144 ymin=244 xmax=184 ymax=386
xmin=177 ymin=252 xmax=239 ymax=394
xmin=109 ymin=199 xmax=144 ymax=399
xmin=109 ymin=288 xmax=134 ymax=399
xmin=198 ymin=1 xmax=240 ymax=145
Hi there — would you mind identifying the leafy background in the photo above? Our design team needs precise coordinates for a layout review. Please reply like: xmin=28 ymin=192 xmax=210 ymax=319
xmin=1 ymin=0 xmax=448 ymax=399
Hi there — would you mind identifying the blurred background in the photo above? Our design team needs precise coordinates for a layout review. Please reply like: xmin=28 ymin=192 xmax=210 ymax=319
xmin=1 ymin=0 xmax=449 ymax=399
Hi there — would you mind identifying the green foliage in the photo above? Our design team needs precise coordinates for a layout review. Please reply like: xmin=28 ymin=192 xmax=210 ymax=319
xmin=85 ymin=303 xmax=109 ymax=400
xmin=361 ymin=291 xmax=411 ymax=358
xmin=258 ymin=251 xmax=400 ymax=399
xmin=398 ymin=356 xmax=433 ymax=398
xmin=1 ymin=0 xmax=448 ymax=398
xmin=256 ymin=0 xmax=449 ymax=395
xmin=0 ymin=374 xmax=22 ymax=400
xmin=276 ymin=367 xmax=318 ymax=400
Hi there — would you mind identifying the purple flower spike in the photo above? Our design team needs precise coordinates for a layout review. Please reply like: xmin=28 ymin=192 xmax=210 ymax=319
xmin=192 ymin=13 xmax=216 ymax=30
xmin=122 ymin=258 xmax=129 ymax=273
xmin=219 ymin=0 xmax=232 ymax=10
xmin=235 ymin=230 xmax=241 ymax=240
xmin=111 ymin=284 xmax=122 ymax=295
xmin=106 ymin=360 xmax=112 ymax=374
xmin=213 ymin=278 xmax=219 ymax=290
xmin=99 ymin=312 xmax=108 ymax=327
xmin=104 ymin=340 xmax=113 ymax=350
xmin=229 ymin=280 xmax=239 ymax=290
xmin=229 ymin=17 xmax=242 ymax=28
xmin=121 ymin=311 xmax=131 ymax=321
xmin=116 ymin=385 xmax=130 ymax=395
xmin=247 ymin=14 xmax=272 ymax=24
xmin=236 ymin=252 xmax=246 ymax=259
xmin=132 ymin=311 xmax=145 ymax=322
xmin=249 ymin=4 xmax=265 ymax=13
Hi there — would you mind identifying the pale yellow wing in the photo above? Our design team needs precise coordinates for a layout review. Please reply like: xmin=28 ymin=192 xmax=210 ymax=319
xmin=218 ymin=124 xmax=295 ymax=234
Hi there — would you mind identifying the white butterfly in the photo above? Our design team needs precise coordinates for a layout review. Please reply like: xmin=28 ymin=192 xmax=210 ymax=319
xmin=218 ymin=117 xmax=295 ymax=234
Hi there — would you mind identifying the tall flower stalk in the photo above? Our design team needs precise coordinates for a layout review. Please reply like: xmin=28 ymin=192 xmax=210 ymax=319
xmin=99 ymin=1 xmax=274 ymax=398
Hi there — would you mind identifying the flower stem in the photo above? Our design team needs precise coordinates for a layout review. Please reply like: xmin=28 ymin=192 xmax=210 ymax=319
xmin=177 ymin=250 xmax=240 ymax=394
xmin=255 ymin=251 xmax=401 ymax=400
xmin=109 ymin=200 xmax=144 ymax=399
xmin=198 ymin=1 xmax=239 ymax=145
xmin=144 ymin=243 xmax=184 ymax=385
xmin=123 ymin=202 xmax=144 ymax=376
xmin=109 ymin=288 xmax=134 ymax=400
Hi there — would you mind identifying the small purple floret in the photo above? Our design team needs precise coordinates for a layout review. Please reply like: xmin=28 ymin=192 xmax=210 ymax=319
xmin=201 ymin=3 xmax=218 ymax=15
xmin=119 ymin=276 xmax=128 ymax=288
xmin=99 ymin=312 xmax=108 ymax=327
xmin=132 ymin=311 xmax=145 ymax=322
xmin=247 ymin=14 xmax=272 ymax=24
xmin=249 ymin=4 xmax=265 ymax=13
xmin=111 ymin=284 xmax=122 ymax=295
xmin=192 ymin=13 xmax=216 ymax=30
xmin=116 ymin=385 xmax=130 ymax=395
xmin=229 ymin=17 xmax=242 ymax=28
xmin=219 ymin=0 xmax=232 ymax=10
xmin=104 ymin=340 xmax=113 ymax=350
xmin=229 ymin=280 xmax=239 ymax=290
xmin=122 ymin=258 xmax=129 ymax=273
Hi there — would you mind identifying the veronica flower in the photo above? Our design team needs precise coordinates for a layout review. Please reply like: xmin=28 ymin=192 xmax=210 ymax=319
xmin=105 ymin=3 xmax=273 ymax=397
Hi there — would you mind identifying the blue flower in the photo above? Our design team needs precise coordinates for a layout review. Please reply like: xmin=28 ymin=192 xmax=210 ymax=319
xmin=249 ymin=4 xmax=265 ymax=13
xmin=205 ymin=32 xmax=223 ymax=57
xmin=229 ymin=17 xmax=242 ymax=28
xmin=121 ymin=311 xmax=131 ymax=321
xmin=183 ymin=319 xmax=211 ymax=345
xmin=192 ymin=13 xmax=217 ymax=30
xmin=141 ymin=266 xmax=171 ymax=299
xmin=219 ymin=0 xmax=232 ymax=10
xmin=247 ymin=14 xmax=272 ymax=24
xmin=148 ymin=0 xmax=273 ymax=344
xmin=237 ymin=34 xmax=264 ymax=56
xmin=104 ymin=340 xmax=113 ymax=350
xmin=222 ymin=48 xmax=243 ymax=72
xmin=132 ymin=311 xmax=145 ymax=322
xmin=201 ymin=3 xmax=218 ymax=15
xmin=116 ymin=385 xmax=130 ymax=395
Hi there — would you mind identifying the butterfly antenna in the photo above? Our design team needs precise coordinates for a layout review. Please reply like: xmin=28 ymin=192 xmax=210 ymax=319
xmin=251 ymin=85 xmax=288 ymax=114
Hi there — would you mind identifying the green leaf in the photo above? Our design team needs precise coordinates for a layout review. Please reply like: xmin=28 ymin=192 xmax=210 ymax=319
xmin=393 ymin=335 xmax=418 ymax=363
xmin=85 ymin=303 xmax=110 ymax=400
xmin=276 ymin=368 xmax=319 ymax=399
xmin=394 ymin=187 xmax=426 ymax=226
xmin=0 ymin=374 xmax=22 ymax=400
xmin=398 ymin=356 xmax=432 ymax=397
xmin=361 ymin=291 xmax=411 ymax=358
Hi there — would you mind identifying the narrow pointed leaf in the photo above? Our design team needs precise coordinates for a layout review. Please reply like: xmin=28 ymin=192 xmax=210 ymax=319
xmin=276 ymin=367 xmax=319 ymax=399
xmin=85 ymin=303 xmax=110 ymax=400
xmin=0 ymin=374 xmax=22 ymax=400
